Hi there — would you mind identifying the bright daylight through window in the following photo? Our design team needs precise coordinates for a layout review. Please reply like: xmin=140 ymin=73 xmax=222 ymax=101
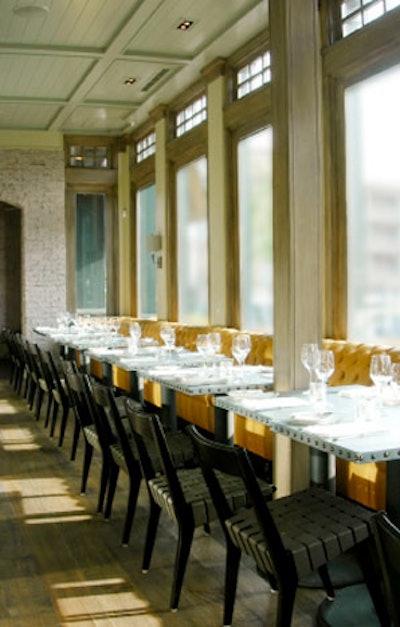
xmin=346 ymin=64 xmax=400 ymax=343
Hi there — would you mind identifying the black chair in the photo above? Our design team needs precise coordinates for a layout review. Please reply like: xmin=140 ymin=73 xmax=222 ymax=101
xmin=34 ymin=344 xmax=56 ymax=424
xmin=46 ymin=351 xmax=74 ymax=447
xmin=58 ymin=357 xmax=81 ymax=460
xmin=187 ymin=425 xmax=387 ymax=627
xmin=372 ymin=511 xmax=400 ymax=626
xmin=91 ymin=382 xmax=143 ymax=545
xmin=125 ymin=399 xmax=274 ymax=613
xmin=66 ymin=370 xmax=113 ymax=513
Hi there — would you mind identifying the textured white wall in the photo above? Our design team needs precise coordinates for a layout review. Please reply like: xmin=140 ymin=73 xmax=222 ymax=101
xmin=0 ymin=149 xmax=66 ymax=338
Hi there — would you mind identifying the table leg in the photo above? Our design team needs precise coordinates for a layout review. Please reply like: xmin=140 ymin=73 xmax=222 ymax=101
xmin=160 ymin=385 xmax=177 ymax=431
xmin=214 ymin=406 xmax=233 ymax=443
xmin=385 ymin=459 xmax=400 ymax=525
xmin=310 ymin=449 xmax=336 ymax=492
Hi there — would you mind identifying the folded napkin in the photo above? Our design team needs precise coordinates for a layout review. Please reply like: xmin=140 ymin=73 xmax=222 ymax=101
xmin=302 ymin=421 xmax=385 ymax=439
xmin=177 ymin=374 xmax=228 ymax=386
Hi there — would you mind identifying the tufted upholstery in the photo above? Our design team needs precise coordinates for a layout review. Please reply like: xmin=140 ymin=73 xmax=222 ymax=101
xmin=323 ymin=339 xmax=400 ymax=387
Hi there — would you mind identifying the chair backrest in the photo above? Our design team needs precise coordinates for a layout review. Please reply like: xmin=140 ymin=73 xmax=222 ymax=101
xmin=91 ymin=382 xmax=140 ymax=468
xmin=187 ymin=425 xmax=287 ymax=575
xmin=125 ymin=399 xmax=187 ymax=511
xmin=372 ymin=511 xmax=400 ymax=626
xmin=65 ymin=371 xmax=95 ymax=429
xmin=47 ymin=351 xmax=67 ymax=401
xmin=35 ymin=345 xmax=54 ymax=390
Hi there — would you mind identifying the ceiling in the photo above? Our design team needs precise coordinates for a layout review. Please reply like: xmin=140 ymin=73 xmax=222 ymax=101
xmin=0 ymin=0 xmax=268 ymax=136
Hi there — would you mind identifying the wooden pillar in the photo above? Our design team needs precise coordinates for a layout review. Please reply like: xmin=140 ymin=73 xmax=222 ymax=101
xmin=202 ymin=59 xmax=228 ymax=325
xmin=270 ymin=0 xmax=324 ymax=494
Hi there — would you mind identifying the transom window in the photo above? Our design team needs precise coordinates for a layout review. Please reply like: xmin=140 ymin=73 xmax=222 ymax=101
xmin=136 ymin=132 xmax=156 ymax=163
xmin=341 ymin=0 xmax=400 ymax=37
xmin=237 ymin=51 xmax=271 ymax=100
xmin=69 ymin=145 xmax=109 ymax=168
xmin=175 ymin=95 xmax=207 ymax=138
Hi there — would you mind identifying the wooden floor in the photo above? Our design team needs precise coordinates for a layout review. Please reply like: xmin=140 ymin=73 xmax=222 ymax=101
xmin=0 ymin=363 xmax=324 ymax=626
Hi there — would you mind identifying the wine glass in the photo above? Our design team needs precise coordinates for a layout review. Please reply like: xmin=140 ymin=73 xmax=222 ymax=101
xmin=315 ymin=349 xmax=335 ymax=384
xmin=196 ymin=334 xmax=210 ymax=371
xmin=301 ymin=343 xmax=320 ymax=393
xmin=160 ymin=323 xmax=176 ymax=358
xmin=370 ymin=353 xmax=392 ymax=400
xmin=208 ymin=332 xmax=221 ymax=366
xmin=232 ymin=333 xmax=251 ymax=375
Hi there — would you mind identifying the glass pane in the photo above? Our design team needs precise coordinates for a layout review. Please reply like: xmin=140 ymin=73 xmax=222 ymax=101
xmin=137 ymin=184 xmax=157 ymax=318
xmin=176 ymin=156 xmax=208 ymax=324
xmin=346 ymin=64 xmax=400 ymax=343
xmin=75 ymin=194 xmax=106 ymax=314
xmin=238 ymin=127 xmax=273 ymax=332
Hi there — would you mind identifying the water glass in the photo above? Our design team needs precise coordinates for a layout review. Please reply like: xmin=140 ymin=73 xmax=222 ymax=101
xmin=370 ymin=353 xmax=392 ymax=399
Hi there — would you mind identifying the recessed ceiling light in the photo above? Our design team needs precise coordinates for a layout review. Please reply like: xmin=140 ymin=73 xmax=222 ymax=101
xmin=124 ymin=77 xmax=136 ymax=85
xmin=13 ymin=1 xmax=50 ymax=18
xmin=177 ymin=19 xmax=193 ymax=31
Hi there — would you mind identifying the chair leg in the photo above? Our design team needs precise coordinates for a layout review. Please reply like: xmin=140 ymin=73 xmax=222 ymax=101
xmin=34 ymin=388 xmax=44 ymax=420
xmin=142 ymin=500 xmax=161 ymax=573
xmin=356 ymin=539 xmax=391 ymax=626
xmin=44 ymin=395 xmax=53 ymax=429
xmin=170 ymin=520 xmax=195 ymax=611
xmin=49 ymin=402 xmax=59 ymax=437
xmin=58 ymin=405 xmax=70 ymax=447
xmin=276 ymin=581 xmax=297 ymax=627
xmin=104 ymin=463 xmax=120 ymax=520
xmin=70 ymin=420 xmax=81 ymax=461
xmin=317 ymin=564 xmax=335 ymax=600
xmin=121 ymin=473 xmax=141 ymax=547
xmin=97 ymin=457 xmax=110 ymax=513
xmin=223 ymin=542 xmax=242 ymax=626
xmin=80 ymin=443 xmax=94 ymax=494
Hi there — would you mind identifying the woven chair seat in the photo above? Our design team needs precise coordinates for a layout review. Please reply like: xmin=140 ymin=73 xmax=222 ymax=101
xmin=83 ymin=424 xmax=100 ymax=450
xmin=226 ymin=486 xmax=372 ymax=582
xmin=149 ymin=467 xmax=273 ymax=527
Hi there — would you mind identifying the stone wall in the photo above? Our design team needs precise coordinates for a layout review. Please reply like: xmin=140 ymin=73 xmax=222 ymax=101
xmin=0 ymin=149 xmax=66 ymax=339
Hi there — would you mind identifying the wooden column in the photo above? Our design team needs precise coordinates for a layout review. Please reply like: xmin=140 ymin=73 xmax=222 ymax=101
xmin=270 ymin=0 xmax=324 ymax=494
xmin=202 ymin=59 xmax=228 ymax=325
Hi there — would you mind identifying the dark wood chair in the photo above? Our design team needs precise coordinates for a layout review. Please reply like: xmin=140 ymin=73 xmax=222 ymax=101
xmin=46 ymin=351 xmax=74 ymax=448
xmin=187 ymin=425 xmax=387 ymax=627
xmin=66 ymin=370 xmax=114 ymax=513
xmin=372 ymin=511 xmax=400 ymax=626
xmin=91 ymin=382 xmax=142 ymax=546
xmin=125 ymin=399 xmax=274 ymax=613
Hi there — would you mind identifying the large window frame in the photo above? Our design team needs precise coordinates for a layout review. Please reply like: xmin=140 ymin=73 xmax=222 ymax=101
xmin=225 ymin=33 xmax=271 ymax=330
xmin=167 ymin=88 xmax=208 ymax=321
xmin=321 ymin=2 xmax=400 ymax=338
xmin=130 ymin=126 xmax=156 ymax=317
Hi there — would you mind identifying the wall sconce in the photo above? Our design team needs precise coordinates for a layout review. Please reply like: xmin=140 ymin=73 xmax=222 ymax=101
xmin=146 ymin=234 xmax=163 ymax=267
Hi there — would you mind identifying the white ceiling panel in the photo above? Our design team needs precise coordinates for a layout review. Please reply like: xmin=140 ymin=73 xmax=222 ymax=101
xmin=61 ymin=104 xmax=134 ymax=133
xmin=0 ymin=0 xmax=268 ymax=135
xmin=0 ymin=102 xmax=61 ymax=129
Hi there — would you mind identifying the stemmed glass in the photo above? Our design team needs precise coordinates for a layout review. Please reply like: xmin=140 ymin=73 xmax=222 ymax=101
xmin=196 ymin=334 xmax=210 ymax=372
xmin=370 ymin=353 xmax=392 ymax=400
xmin=301 ymin=343 xmax=320 ymax=394
xmin=232 ymin=333 xmax=251 ymax=376
xmin=160 ymin=323 xmax=176 ymax=358
xmin=208 ymin=332 xmax=221 ymax=366
xmin=128 ymin=321 xmax=141 ymax=354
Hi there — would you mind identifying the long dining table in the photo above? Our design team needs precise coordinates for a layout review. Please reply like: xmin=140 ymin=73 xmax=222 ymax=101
xmin=214 ymin=385 xmax=400 ymax=522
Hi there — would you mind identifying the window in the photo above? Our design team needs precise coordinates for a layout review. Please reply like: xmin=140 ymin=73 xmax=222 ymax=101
xmin=69 ymin=145 xmax=109 ymax=168
xmin=136 ymin=184 xmax=157 ymax=318
xmin=340 ymin=0 xmax=400 ymax=37
xmin=237 ymin=128 xmax=273 ymax=332
xmin=176 ymin=156 xmax=208 ymax=323
xmin=136 ymin=132 xmax=156 ymax=163
xmin=237 ymin=51 xmax=271 ymax=99
xmin=75 ymin=194 xmax=106 ymax=314
xmin=175 ymin=95 xmax=207 ymax=137
xmin=346 ymin=64 xmax=400 ymax=343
